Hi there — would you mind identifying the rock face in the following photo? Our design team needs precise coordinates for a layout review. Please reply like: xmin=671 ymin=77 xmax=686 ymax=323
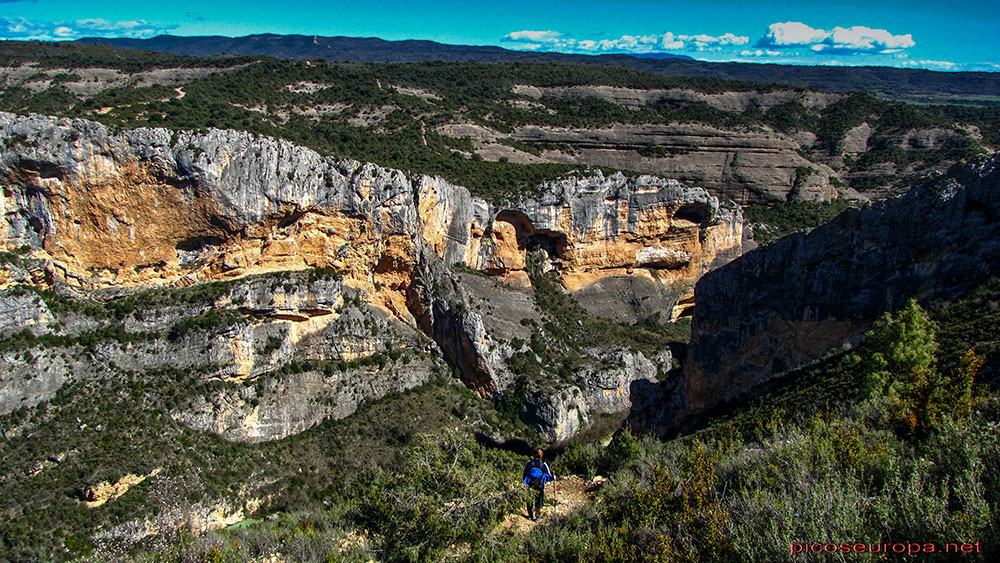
xmin=171 ymin=350 xmax=443 ymax=443
xmin=77 ymin=468 xmax=162 ymax=508
xmin=0 ymin=111 xmax=740 ymax=313
xmin=510 ymin=85 xmax=838 ymax=114
xmin=470 ymin=173 xmax=744 ymax=324
xmin=512 ymin=123 xmax=844 ymax=203
xmin=664 ymin=155 xmax=1000 ymax=426
xmin=495 ymin=85 xmax=865 ymax=203
xmin=0 ymin=112 xmax=742 ymax=440
xmin=0 ymin=270 xmax=444 ymax=441
xmin=0 ymin=290 xmax=53 ymax=332
xmin=519 ymin=348 xmax=668 ymax=441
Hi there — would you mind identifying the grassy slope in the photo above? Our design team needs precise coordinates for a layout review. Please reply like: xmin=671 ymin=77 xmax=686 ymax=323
xmin=0 ymin=271 xmax=530 ymax=561
xmin=490 ymin=281 xmax=1000 ymax=563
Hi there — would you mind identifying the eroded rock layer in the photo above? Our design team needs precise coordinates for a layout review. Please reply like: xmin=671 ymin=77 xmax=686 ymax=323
xmin=1 ymin=112 xmax=743 ymax=440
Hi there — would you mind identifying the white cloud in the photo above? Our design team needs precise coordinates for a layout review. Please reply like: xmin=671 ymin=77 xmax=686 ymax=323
xmin=501 ymin=29 xmax=749 ymax=54
xmin=758 ymin=22 xmax=915 ymax=54
xmin=899 ymin=59 xmax=959 ymax=70
xmin=739 ymin=49 xmax=782 ymax=57
xmin=706 ymin=33 xmax=751 ymax=47
xmin=758 ymin=22 xmax=828 ymax=47
xmin=0 ymin=16 xmax=177 ymax=41
xmin=824 ymin=25 xmax=914 ymax=52
xmin=503 ymin=30 xmax=563 ymax=42
xmin=501 ymin=30 xmax=577 ymax=51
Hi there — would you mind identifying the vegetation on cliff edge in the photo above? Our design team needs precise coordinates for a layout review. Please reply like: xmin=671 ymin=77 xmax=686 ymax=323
xmin=1 ymin=41 xmax=995 ymax=204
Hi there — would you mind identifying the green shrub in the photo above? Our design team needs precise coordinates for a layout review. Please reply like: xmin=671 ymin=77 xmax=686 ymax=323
xmin=559 ymin=442 xmax=605 ymax=480
xmin=852 ymin=299 xmax=981 ymax=438
xmin=744 ymin=198 xmax=858 ymax=245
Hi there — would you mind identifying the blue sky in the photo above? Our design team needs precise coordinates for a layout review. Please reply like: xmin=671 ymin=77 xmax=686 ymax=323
xmin=1 ymin=0 xmax=997 ymax=71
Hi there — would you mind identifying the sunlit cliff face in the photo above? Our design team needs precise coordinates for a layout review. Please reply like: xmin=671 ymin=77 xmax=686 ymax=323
xmin=1 ymin=112 xmax=741 ymax=328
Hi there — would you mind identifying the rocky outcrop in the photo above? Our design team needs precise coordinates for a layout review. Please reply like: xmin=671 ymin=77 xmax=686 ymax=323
xmin=497 ymin=85 xmax=860 ymax=203
xmin=0 ymin=112 xmax=739 ymax=316
xmin=413 ymin=258 xmax=672 ymax=442
xmin=466 ymin=172 xmax=744 ymax=324
xmin=0 ymin=112 xmax=742 ymax=440
xmin=652 ymin=155 xmax=1000 ymax=429
xmin=510 ymin=85 xmax=842 ymax=114
xmin=172 ymin=351 xmax=444 ymax=442
xmin=512 ymin=123 xmax=845 ymax=203
xmin=519 ymin=348 xmax=669 ymax=442
xmin=0 ymin=289 xmax=53 ymax=332
xmin=77 ymin=469 xmax=162 ymax=508
xmin=91 ymin=495 xmax=266 ymax=542
xmin=0 ymin=271 xmax=445 ymax=441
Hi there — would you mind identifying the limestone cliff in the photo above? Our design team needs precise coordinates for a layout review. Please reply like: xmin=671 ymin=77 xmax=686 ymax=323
xmin=510 ymin=122 xmax=845 ymax=203
xmin=641 ymin=154 xmax=1000 ymax=432
xmin=0 ymin=268 xmax=443 ymax=441
xmin=0 ymin=111 xmax=742 ymax=440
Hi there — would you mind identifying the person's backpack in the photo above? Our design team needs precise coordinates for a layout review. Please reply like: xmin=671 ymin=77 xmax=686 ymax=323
xmin=526 ymin=459 xmax=548 ymax=489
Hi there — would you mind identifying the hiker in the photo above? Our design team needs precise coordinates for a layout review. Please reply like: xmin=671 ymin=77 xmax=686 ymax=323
xmin=522 ymin=448 xmax=554 ymax=521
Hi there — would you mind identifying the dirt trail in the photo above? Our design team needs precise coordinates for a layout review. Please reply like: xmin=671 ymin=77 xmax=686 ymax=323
xmin=495 ymin=475 xmax=604 ymax=535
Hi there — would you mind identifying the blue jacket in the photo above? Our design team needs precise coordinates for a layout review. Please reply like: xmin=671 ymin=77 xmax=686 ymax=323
xmin=523 ymin=459 xmax=553 ymax=487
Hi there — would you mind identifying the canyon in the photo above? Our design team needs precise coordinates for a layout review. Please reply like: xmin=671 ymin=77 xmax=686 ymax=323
xmin=0 ymin=111 xmax=741 ymax=442
xmin=630 ymin=154 xmax=1000 ymax=435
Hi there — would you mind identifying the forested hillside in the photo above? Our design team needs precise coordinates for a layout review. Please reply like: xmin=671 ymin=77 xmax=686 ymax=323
xmin=2 ymin=42 xmax=996 ymax=204
xmin=75 ymin=33 xmax=1000 ymax=106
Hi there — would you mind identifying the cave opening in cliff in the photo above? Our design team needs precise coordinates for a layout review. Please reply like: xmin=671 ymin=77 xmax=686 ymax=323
xmin=494 ymin=209 xmax=568 ymax=259
xmin=526 ymin=230 xmax=568 ymax=259
xmin=673 ymin=203 xmax=709 ymax=225
xmin=176 ymin=235 xmax=226 ymax=252
xmin=278 ymin=211 xmax=307 ymax=229
xmin=21 ymin=159 xmax=67 ymax=181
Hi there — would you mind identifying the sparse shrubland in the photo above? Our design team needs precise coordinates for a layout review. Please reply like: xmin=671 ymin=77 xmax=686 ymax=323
xmin=471 ymin=296 xmax=998 ymax=563
xmin=2 ymin=280 xmax=998 ymax=562
xmin=100 ymin=282 xmax=996 ymax=563
xmin=0 ymin=373 xmax=521 ymax=562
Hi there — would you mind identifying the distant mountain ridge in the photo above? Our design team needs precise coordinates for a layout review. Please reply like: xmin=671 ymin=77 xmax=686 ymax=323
xmin=74 ymin=33 xmax=1000 ymax=104
xmin=74 ymin=33 xmax=693 ymax=63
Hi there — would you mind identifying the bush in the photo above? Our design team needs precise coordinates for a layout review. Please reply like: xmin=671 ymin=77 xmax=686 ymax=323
xmin=348 ymin=430 xmax=520 ymax=561
xmin=594 ymin=441 xmax=732 ymax=562
xmin=854 ymin=299 xmax=980 ymax=438
xmin=559 ymin=442 xmax=605 ymax=479
xmin=605 ymin=429 xmax=643 ymax=474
